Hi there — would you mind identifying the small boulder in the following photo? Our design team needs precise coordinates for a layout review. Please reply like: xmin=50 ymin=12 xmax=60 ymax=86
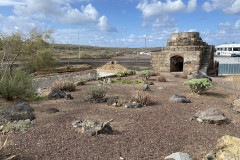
xmin=171 ymin=94 xmax=191 ymax=103
xmin=158 ymin=86 xmax=164 ymax=90
xmin=48 ymin=90 xmax=66 ymax=100
xmin=204 ymin=135 xmax=240 ymax=160
xmin=0 ymin=102 xmax=35 ymax=122
xmin=165 ymin=152 xmax=193 ymax=160
xmin=107 ymin=97 xmax=119 ymax=106
xmin=232 ymin=99 xmax=240 ymax=113
xmin=143 ymin=84 xmax=151 ymax=91
xmin=124 ymin=103 xmax=142 ymax=108
xmin=192 ymin=70 xmax=212 ymax=81
xmin=73 ymin=119 xmax=113 ymax=136
xmin=65 ymin=94 xmax=73 ymax=100
xmin=194 ymin=108 xmax=228 ymax=124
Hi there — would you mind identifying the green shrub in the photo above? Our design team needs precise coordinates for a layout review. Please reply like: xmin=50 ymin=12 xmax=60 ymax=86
xmin=0 ymin=69 xmax=35 ymax=100
xmin=138 ymin=70 xmax=155 ymax=81
xmin=184 ymin=78 xmax=214 ymax=94
xmin=76 ymin=78 xmax=88 ymax=85
xmin=116 ymin=79 xmax=133 ymax=84
xmin=115 ymin=70 xmax=136 ymax=77
xmin=51 ymin=81 xmax=76 ymax=92
xmin=85 ymin=85 xmax=109 ymax=102
xmin=124 ymin=80 xmax=132 ymax=84
xmin=115 ymin=71 xmax=126 ymax=77
xmin=111 ymin=79 xmax=117 ymax=83
xmin=134 ymin=80 xmax=142 ymax=84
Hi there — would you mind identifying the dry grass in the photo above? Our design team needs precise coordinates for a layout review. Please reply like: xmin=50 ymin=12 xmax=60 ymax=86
xmin=156 ymin=75 xmax=167 ymax=82
xmin=51 ymin=81 xmax=76 ymax=92
xmin=223 ymin=76 xmax=240 ymax=90
xmin=0 ymin=137 xmax=16 ymax=160
xmin=131 ymin=90 xmax=152 ymax=106
xmin=225 ymin=94 xmax=240 ymax=106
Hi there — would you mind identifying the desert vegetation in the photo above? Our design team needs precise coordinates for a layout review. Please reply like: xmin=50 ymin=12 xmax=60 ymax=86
xmin=1 ymin=29 xmax=240 ymax=159
xmin=51 ymin=81 xmax=76 ymax=92
xmin=0 ymin=28 xmax=56 ymax=100
xmin=184 ymin=78 xmax=215 ymax=94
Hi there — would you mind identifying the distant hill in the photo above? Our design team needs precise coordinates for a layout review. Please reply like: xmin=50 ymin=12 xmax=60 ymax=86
xmin=52 ymin=43 xmax=162 ymax=59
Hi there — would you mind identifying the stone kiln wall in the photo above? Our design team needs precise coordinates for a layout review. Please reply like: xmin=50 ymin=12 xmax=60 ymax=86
xmin=151 ymin=32 xmax=215 ymax=75
xmin=33 ymin=69 xmax=97 ymax=89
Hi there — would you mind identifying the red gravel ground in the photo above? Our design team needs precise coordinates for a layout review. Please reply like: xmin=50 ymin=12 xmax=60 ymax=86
xmin=1 ymin=74 xmax=240 ymax=160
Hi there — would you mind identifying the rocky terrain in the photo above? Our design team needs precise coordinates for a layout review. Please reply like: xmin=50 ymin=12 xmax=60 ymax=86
xmin=1 ymin=74 xmax=240 ymax=160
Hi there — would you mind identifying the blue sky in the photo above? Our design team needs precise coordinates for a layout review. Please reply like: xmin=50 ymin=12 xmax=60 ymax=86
xmin=0 ymin=0 xmax=240 ymax=48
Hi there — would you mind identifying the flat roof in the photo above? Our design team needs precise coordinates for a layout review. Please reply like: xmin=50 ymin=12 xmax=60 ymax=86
xmin=216 ymin=44 xmax=240 ymax=48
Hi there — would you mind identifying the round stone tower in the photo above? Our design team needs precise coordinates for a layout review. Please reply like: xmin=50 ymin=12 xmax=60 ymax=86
xmin=171 ymin=32 xmax=199 ymax=40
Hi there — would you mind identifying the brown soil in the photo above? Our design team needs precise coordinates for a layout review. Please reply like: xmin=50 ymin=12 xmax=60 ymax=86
xmin=2 ymin=74 xmax=240 ymax=160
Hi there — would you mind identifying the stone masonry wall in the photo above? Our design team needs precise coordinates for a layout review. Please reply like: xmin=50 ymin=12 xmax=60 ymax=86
xmin=33 ymin=69 xmax=97 ymax=89
xmin=151 ymin=32 xmax=214 ymax=75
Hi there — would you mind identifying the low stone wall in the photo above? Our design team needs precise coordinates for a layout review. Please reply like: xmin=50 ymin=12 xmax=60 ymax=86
xmin=33 ymin=69 xmax=97 ymax=89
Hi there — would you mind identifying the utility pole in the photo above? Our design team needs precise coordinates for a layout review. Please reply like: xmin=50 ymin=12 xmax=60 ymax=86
xmin=78 ymin=31 xmax=80 ymax=59
xmin=144 ymin=34 xmax=147 ymax=51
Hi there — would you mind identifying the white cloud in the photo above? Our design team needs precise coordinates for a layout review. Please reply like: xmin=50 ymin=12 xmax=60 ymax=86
xmin=13 ymin=1 xmax=100 ymax=25
xmin=202 ymin=0 xmax=240 ymax=14
xmin=136 ymin=0 xmax=197 ymax=19
xmin=201 ymin=19 xmax=240 ymax=45
xmin=202 ymin=2 xmax=215 ymax=12
xmin=187 ymin=29 xmax=197 ymax=32
xmin=219 ymin=22 xmax=232 ymax=27
xmin=98 ymin=16 xmax=117 ymax=32
xmin=61 ymin=4 xmax=99 ymax=25
xmin=0 ymin=0 xmax=23 ymax=6
xmin=186 ymin=0 xmax=197 ymax=12
xmin=1 ymin=0 xmax=117 ymax=32
xmin=235 ymin=20 xmax=240 ymax=28
xmin=152 ymin=16 xmax=177 ymax=29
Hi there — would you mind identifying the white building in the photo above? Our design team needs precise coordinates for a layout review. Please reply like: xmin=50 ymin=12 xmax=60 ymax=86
xmin=215 ymin=43 xmax=240 ymax=56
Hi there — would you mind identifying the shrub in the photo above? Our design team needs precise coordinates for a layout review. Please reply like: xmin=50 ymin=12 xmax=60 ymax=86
xmin=131 ymin=91 xmax=152 ymax=106
xmin=184 ymin=78 xmax=214 ymax=94
xmin=76 ymin=78 xmax=88 ymax=85
xmin=134 ymin=80 xmax=142 ymax=84
xmin=156 ymin=75 xmax=167 ymax=82
xmin=226 ymin=93 xmax=240 ymax=106
xmin=111 ymin=79 xmax=117 ymax=83
xmin=115 ymin=71 xmax=126 ymax=77
xmin=121 ymin=80 xmax=132 ymax=84
xmin=115 ymin=70 xmax=136 ymax=77
xmin=51 ymin=81 xmax=76 ymax=92
xmin=138 ymin=70 xmax=155 ymax=81
xmin=2 ymin=120 xmax=34 ymax=134
xmin=85 ymin=85 xmax=109 ymax=102
xmin=22 ymin=48 xmax=56 ymax=73
xmin=107 ymin=96 xmax=127 ymax=107
xmin=0 ymin=69 xmax=35 ymax=100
